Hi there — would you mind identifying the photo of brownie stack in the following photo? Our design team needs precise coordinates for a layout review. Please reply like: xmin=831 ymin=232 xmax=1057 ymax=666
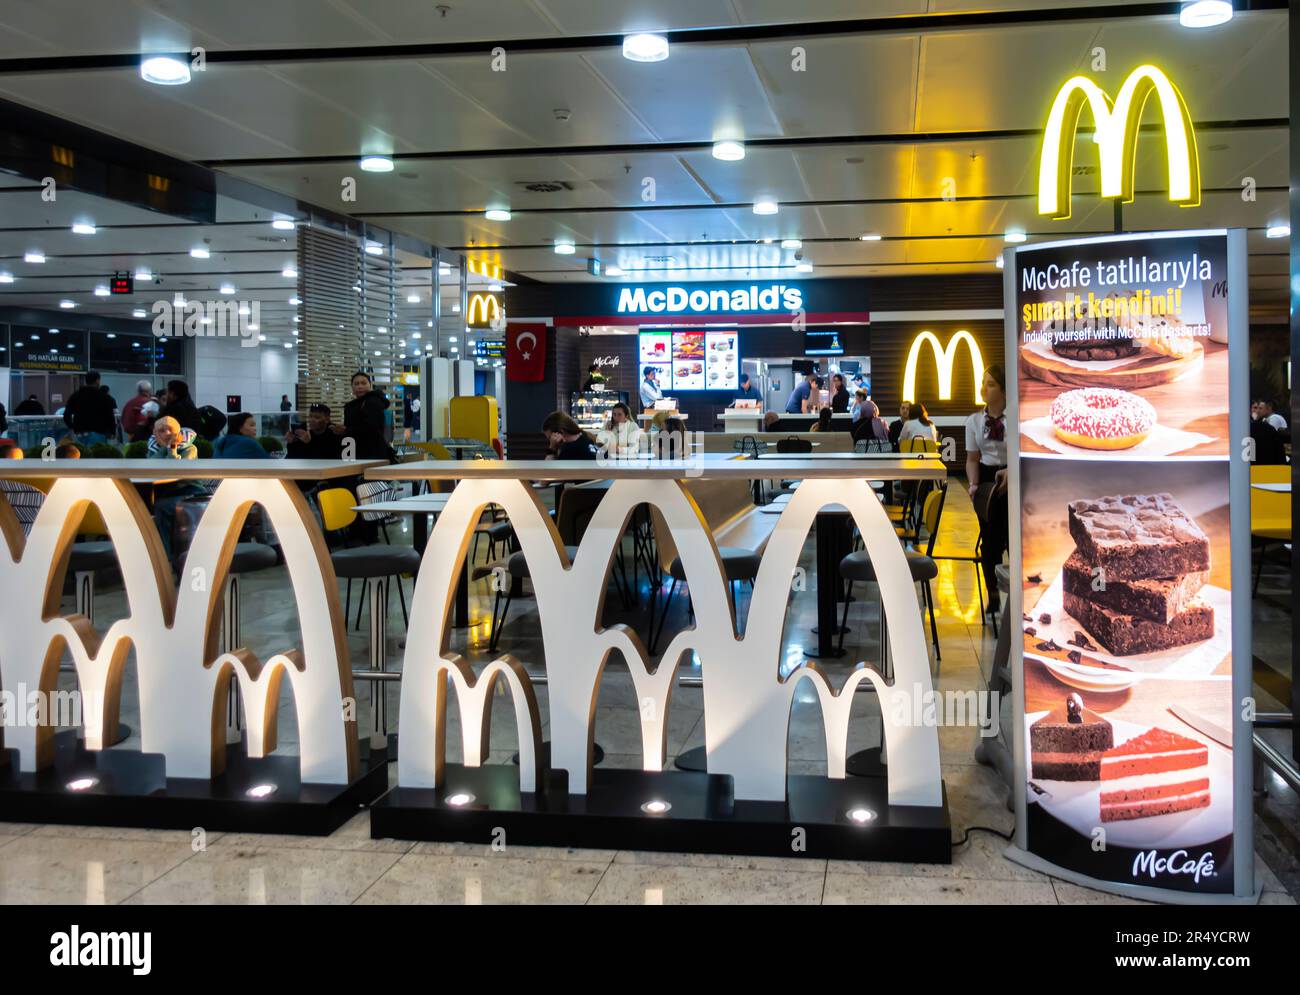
xmin=1060 ymin=493 xmax=1214 ymax=656
xmin=1050 ymin=335 xmax=1140 ymax=361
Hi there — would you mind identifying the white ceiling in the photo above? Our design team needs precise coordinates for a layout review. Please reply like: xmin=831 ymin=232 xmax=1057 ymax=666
xmin=0 ymin=0 xmax=1289 ymax=317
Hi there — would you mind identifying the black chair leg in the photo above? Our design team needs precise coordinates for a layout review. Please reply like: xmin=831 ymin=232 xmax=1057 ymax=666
xmin=355 ymin=581 xmax=366 ymax=631
xmin=923 ymin=579 xmax=940 ymax=664
xmin=396 ymin=574 xmax=409 ymax=627
xmin=1253 ymin=540 xmax=1266 ymax=595
xmin=344 ymin=578 xmax=352 ymax=627
xmin=489 ymin=590 xmax=512 ymax=653
xmin=649 ymin=578 xmax=677 ymax=655
xmin=837 ymin=579 xmax=854 ymax=652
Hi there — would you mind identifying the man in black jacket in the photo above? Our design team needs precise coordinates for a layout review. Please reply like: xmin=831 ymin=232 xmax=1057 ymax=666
xmin=286 ymin=404 xmax=345 ymax=460
xmin=63 ymin=371 xmax=117 ymax=443
xmin=158 ymin=380 xmax=201 ymax=432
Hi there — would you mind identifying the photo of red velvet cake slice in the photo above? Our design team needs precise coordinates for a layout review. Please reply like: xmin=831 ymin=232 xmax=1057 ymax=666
xmin=1030 ymin=694 xmax=1114 ymax=781
xmin=1098 ymin=727 xmax=1211 ymax=822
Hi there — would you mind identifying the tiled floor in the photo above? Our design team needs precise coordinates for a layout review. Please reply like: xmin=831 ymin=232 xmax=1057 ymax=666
xmin=1 ymin=485 xmax=1295 ymax=905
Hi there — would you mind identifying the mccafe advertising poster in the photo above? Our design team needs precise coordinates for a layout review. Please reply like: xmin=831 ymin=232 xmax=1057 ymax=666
xmin=1013 ymin=230 xmax=1237 ymax=896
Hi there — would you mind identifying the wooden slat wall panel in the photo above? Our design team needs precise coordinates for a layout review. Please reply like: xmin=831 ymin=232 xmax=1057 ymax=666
xmin=297 ymin=226 xmax=362 ymax=414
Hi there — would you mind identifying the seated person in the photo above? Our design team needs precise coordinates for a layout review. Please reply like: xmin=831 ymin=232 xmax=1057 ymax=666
xmin=541 ymin=412 xmax=600 ymax=460
xmin=0 ymin=442 xmax=23 ymax=460
xmin=286 ymin=404 xmax=345 ymax=460
xmin=595 ymin=402 xmax=643 ymax=459
xmin=148 ymin=416 xmax=204 ymax=558
xmin=1250 ymin=418 xmax=1287 ymax=465
xmin=810 ymin=408 xmax=834 ymax=432
xmin=652 ymin=416 xmax=688 ymax=459
xmin=898 ymin=402 xmax=938 ymax=445
xmin=55 ymin=441 xmax=81 ymax=459
xmin=213 ymin=412 xmax=271 ymax=459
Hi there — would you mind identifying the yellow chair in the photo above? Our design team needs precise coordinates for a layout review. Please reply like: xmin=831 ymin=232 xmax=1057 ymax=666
xmin=1250 ymin=464 xmax=1291 ymax=594
xmin=901 ymin=436 xmax=939 ymax=454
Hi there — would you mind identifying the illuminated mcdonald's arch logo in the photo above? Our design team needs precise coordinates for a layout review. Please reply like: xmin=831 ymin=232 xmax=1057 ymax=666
xmin=466 ymin=292 xmax=503 ymax=328
xmin=1038 ymin=64 xmax=1200 ymax=220
xmin=902 ymin=330 xmax=986 ymax=405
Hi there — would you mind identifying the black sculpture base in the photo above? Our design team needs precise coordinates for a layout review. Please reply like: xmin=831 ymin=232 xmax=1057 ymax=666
xmin=371 ymin=764 xmax=951 ymax=863
xmin=0 ymin=730 xmax=390 ymax=836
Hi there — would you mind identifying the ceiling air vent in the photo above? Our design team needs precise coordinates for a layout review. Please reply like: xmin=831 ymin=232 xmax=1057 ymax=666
xmin=516 ymin=180 xmax=575 ymax=193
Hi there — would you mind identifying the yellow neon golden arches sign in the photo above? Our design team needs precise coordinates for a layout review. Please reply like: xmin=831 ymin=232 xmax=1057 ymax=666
xmin=1038 ymin=64 xmax=1200 ymax=220
xmin=466 ymin=292 xmax=503 ymax=327
xmin=902 ymin=330 xmax=986 ymax=405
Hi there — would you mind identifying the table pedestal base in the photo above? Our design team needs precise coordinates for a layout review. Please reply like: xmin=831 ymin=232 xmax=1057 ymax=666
xmin=371 ymin=764 xmax=951 ymax=863
xmin=0 ymin=729 xmax=390 ymax=836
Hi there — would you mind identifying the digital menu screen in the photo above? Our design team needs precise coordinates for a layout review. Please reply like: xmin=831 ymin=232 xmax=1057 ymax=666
xmin=638 ymin=329 xmax=738 ymax=390
xmin=705 ymin=331 xmax=739 ymax=390
xmin=671 ymin=331 xmax=705 ymax=389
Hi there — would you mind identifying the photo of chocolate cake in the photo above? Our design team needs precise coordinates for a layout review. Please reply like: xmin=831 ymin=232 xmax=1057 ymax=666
xmin=1098 ymin=727 xmax=1211 ymax=822
xmin=1050 ymin=336 xmax=1141 ymax=361
xmin=1059 ymin=493 xmax=1214 ymax=656
xmin=1030 ymin=693 xmax=1114 ymax=781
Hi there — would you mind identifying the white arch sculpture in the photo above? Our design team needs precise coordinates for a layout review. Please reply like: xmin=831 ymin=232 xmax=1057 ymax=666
xmin=398 ymin=472 xmax=942 ymax=807
xmin=0 ymin=476 xmax=358 ymax=784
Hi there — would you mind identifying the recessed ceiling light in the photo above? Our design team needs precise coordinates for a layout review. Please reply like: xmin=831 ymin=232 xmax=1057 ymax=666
xmin=237 ymin=303 xmax=250 ymax=316
xmin=412 ymin=331 xmax=422 ymax=339
xmin=622 ymin=33 xmax=669 ymax=62
xmin=190 ymin=246 xmax=210 ymax=259
xmin=132 ymin=308 xmax=147 ymax=318
xmin=246 ymin=783 xmax=277 ymax=799
xmin=781 ymin=238 xmax=802 ymax=249
xmin=1004 ymin=230 xmax=1028 ymax=243
xmin=200 ymin=317 xmax=212 ymax=325
xmin=795 ymin=262 xmax=814 ymax=273
xmin=364 ymin=242 xmax=384 ymax=256
xmin=71 ymin=222 xmax=96 ymax=235
xmin=289 ymin=296 xmax=301 ymax=306
xmin=554 ymin=240 xmax=576 ymax=255
xmin=66 ymin=777 xmax=99 ymax=792
xmin=359 ymin=155 xmax=395 ymax=172
xmin=406 ymin=293 xmax=421 ymax=303
xmin=271 ymin=217 xmax=296 ymax=231
xmin=448 ymin=336 xmax=457 ymax=343
xmin=446 ymin=792 xmax=475 ymax=807
xmin=283 ymin=342 xmax=294 ymax=348
xmin=1266 ymin=224 xmax=1290 ymax=238
xmin=134 ymin=268 xmax=152 ymax=281
xmin=847 ymin=807 xmax=877 ymax=825
xmin=995 ymin=256 xmax=1005 ymax=269
xmin=48 ymin=328 xmax=58 ymax=335
xmin=107 ymin=332 xmax=117 ymax=338
xmin=258 ymin=334 xmax=267 ymax=342
xmin=0 ymin=273 xmax=13 ymax=284
xmin=59 ymin=300 xmax=75 ymax=309
xmin=451 ymin=305 xmax=460 ymax=313
xmin=281 ymin=266 xmax=298 ymax=279
xmin=859 ymin=233 xmax=882 ymax=241
xmin=24 ymin=251 xmax=45 ymax=264
xmin=640 ymin=799 xmax=672 ymax=815
xmin=484 ymin=208 xmax=512 ymax=222
xmin=220 ymin=283 xmax=236 ymax=294
xmin=1180 ymin=1 xmax=1233 ymax=28
xmin=140 ymin=55 xmax=190 ymax=85
xmin=753 ymin=200 xmax=779 ymax=216
xmin=712 ymin=140 xmax=745 ymax=162
xmin=605 ymin=265 xmax=624 ymax=276
xmin=247 ymin=323 xmax=259 ymax=331
xmin=93 ymin=285 xmax=110 ymax=297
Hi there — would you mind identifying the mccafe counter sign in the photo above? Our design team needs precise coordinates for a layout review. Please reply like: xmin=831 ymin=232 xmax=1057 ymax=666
xmin=616 ymin=283 xmax=804 ymax=316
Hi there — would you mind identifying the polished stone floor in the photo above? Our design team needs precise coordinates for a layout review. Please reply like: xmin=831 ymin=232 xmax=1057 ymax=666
xmin=1 ymin=485 xmax=1295 ymax=905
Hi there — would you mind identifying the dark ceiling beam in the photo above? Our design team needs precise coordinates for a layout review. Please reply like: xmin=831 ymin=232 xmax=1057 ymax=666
xmin=197 ymin=119 xmax=1287 ymax=169
xmin=445 ymin=226 xmax=1292 ymax=252
xmin=0 ymin=1 xmax=1285 ymax=75
xmin=355 ymin=186 xmax=1288 ymax=220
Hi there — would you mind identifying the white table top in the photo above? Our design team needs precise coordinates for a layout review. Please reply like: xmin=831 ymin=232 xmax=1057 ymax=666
xmin=755 ymin=450 xmax=940 ymax=460
xmin=1251 ymin=482 xmax=1292 ymax=493
xmin=351 ymin=494 xmax=453 ymax=515
xmin=368 ymin=458 xmax=946 ymax=482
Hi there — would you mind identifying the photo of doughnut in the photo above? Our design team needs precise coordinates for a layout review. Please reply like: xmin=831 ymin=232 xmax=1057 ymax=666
xmin=1015 ymin=233 xmax=1230 ymax=459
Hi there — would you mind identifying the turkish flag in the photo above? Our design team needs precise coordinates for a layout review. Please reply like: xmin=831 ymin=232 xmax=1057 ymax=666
xmin=506 ymin=323 xmax=547 ymax=382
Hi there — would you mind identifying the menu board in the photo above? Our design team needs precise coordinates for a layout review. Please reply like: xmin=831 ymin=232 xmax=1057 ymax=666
xmin=705 ymin=331 xmax=739 ymax=390
xmin=638 ymin=331 xmax=672 ymax=388
xmin=1012 ymin=230 xmax=1239 ymax=896
xmin=638 ymin=329 xmax=737 ymax=391
xmin=671 ymin=331 xmax=705 ymax=389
